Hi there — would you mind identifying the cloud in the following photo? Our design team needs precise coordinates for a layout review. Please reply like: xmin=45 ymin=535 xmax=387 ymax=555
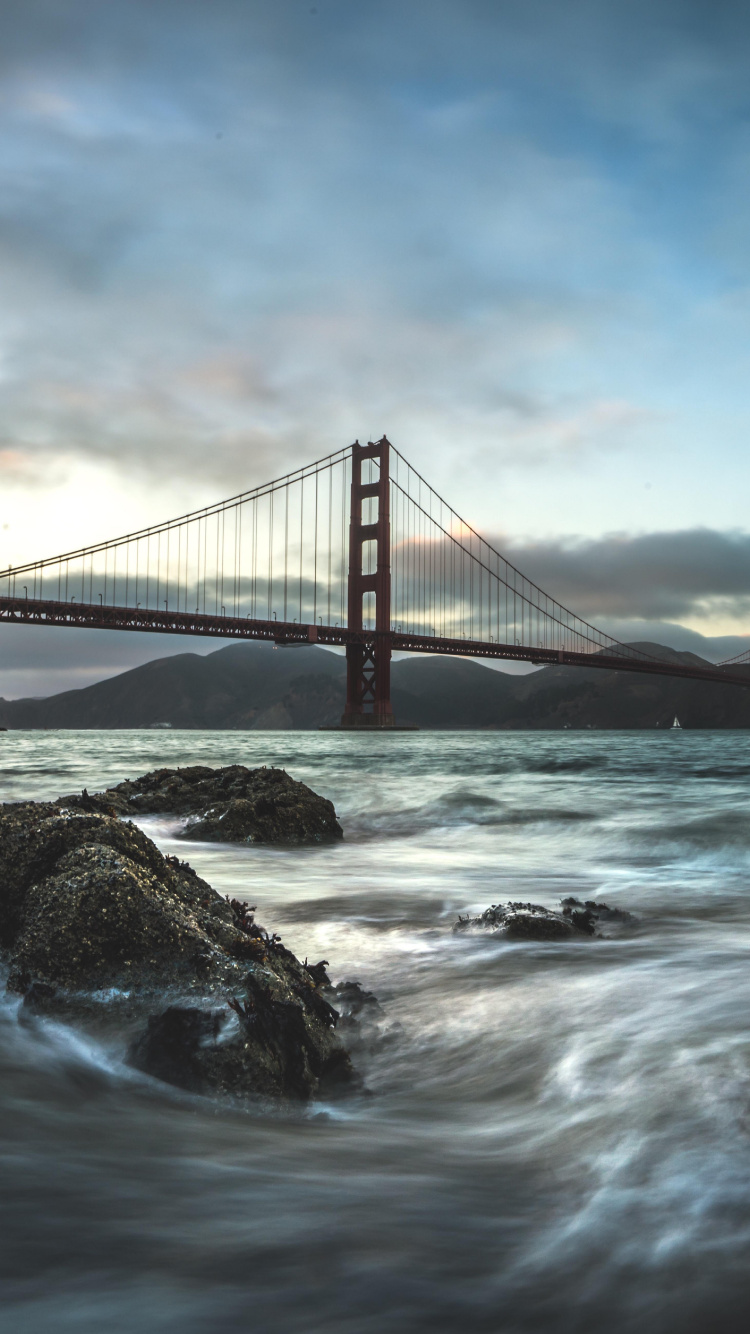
xmin=497 ymin=527 xmax=750 ymax=624
xmin=0 ymin=0 xmax=741 ymax=505
xmin=1 ymin=0 xmax=750 ymax=598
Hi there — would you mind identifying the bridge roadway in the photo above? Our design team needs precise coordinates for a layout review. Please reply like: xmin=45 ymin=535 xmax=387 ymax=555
xmin=2 ymin=594 xmax=749 ymax=690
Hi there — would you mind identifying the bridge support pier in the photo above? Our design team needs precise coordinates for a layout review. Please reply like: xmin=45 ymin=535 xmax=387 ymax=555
xmin=341 ymin=437 xmax=396 ymax=729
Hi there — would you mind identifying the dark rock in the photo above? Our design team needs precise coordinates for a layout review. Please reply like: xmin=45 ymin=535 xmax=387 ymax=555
xmin=321 ymin=980 xmax=393 ymax=1062
xmin=130 ymin=991 xmax=356 ymax=1104
xmin=328 ymin=980 xmax=384 ymax=1027
xmin=78 ymin=787 xmax=119 ymax=816
xmin=0 ymin=799 xmax=356 ymax=1103
xmin=454 ymin=901 xmax=574 ymax=940
xmin=505 ymin=909 xmax=575 ymax=941
xmin=560 ymin=896 xmax=636 ymax=926
xmin=128 ymin=1008 xmax=225 ymax=1093
xmin=454 ymin=897 xmax=636 ymax=941
xmin=19 ymin=980 xmax=57 ymax=1014
xmin=8 ymin=843 xmax=238 ymax=993
xmin=0 ymin=801 xmax=167 ymax=949
xmin=59 ymin=764 xmax=343 ymax=845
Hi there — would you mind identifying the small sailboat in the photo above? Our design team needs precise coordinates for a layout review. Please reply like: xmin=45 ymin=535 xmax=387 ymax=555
xmin=671 ymin=716 xmax=682 ymax=729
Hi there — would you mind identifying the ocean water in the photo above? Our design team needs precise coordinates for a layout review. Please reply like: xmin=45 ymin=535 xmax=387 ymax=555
xmin=2 ymin=729 xmax=750 ymax=1332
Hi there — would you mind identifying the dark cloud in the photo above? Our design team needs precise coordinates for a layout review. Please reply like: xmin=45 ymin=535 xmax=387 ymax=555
xmin=500 ymin=527 xmax=750 ymax=622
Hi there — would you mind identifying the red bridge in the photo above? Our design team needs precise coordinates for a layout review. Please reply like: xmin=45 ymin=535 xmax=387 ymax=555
xmin=1 ymin=437 xmax=748 ymax=725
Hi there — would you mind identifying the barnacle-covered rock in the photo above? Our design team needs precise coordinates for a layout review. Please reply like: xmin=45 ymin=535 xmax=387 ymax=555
xmin=0 ymin=802 xmax=166 ymax=948
xmin=59 ymin=764 xmax=343 ymax=845
xmin=0 ymin=800 xmax=356 ymax=1104
xmin=8 ymin=844 xmax=244 ymax=993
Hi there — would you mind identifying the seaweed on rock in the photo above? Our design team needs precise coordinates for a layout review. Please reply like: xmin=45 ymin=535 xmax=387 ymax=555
xmin=454 ymin=897 xmax=636 ymax=941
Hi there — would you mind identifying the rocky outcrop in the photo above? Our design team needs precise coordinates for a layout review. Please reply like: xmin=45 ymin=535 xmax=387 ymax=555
xmin=454 ymin=896 xmax=635 ymax=941
xmin=59 ymin=765 xmax=343 ymax=845
xmin=0 ymin=801 xmax=356 ymax=1104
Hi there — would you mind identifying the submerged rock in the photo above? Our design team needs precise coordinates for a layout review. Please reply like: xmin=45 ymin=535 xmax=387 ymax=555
xmin=59 ymin=765 xmax=343 ymax=846
xmin=0 ymin=800 xmax=356 ymax=1103
xmin=454 ymin=897 xmax=635 ymax=941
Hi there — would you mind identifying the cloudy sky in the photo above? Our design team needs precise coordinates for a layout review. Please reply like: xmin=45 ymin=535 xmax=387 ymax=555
xmin=2 ymin=0 xmax=750 ymax=696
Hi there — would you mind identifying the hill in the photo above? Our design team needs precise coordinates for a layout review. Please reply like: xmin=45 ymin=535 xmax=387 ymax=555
xmin=1 ymin=639 xmax=749 ymax=729
xmin=509 ymin=642 xmax=750 ymax=729
xmin=0 ymin=642 xmax=347 ymax=730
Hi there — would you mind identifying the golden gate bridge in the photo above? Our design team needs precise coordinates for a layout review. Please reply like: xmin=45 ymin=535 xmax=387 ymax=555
xmin=1 ymin=436 xmax=748 ymax=725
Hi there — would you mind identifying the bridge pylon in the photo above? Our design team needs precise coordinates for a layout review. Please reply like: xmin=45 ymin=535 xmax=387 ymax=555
xmin=341 ymin=436 xmax=396 ymax=728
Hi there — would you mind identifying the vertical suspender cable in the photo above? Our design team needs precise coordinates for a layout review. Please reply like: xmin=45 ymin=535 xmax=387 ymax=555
xmin=283 ymin=482 xmax=289 ymax=623
xmin=327 ymin=464 xmax=332 ymax=626
xmin=313 ymin=469 xmax=318 ymax=627
xmin=294 ymin=474 xmax=300 ymax=618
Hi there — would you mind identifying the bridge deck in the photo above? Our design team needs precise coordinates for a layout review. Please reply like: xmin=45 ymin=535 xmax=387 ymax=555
xmin=2 ymin=596 xmax=748 ymax=690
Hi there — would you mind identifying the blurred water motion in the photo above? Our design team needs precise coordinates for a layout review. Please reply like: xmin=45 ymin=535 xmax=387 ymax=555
xmin=2 ymin=729 xmax=750 ymax=1332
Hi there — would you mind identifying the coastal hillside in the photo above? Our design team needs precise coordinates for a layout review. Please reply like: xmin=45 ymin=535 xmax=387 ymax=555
xmin=0 ymin=643 xmax=347 ymax=731
xmin=510 ymin=642 xmax=750 ymax=729
xmin=1 ymin=639 xmax=749 ymax=729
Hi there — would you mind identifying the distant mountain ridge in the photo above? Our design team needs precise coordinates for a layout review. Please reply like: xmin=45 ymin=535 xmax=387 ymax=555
xmin=1 ymin=640 xmax=750 ymax=730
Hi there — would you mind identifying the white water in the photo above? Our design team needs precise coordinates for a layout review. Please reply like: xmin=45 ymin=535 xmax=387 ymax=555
xmin=2 ymin=730 xmax=750 ymax=1332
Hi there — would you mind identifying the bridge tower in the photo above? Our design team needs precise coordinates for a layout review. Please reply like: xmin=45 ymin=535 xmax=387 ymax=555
xmin=341 ymin=436 xmax=396 ymax=728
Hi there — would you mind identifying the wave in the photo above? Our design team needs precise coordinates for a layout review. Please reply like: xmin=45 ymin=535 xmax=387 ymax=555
xmin=5 ymin=730 xmax=750 ymax=1330
xmin=638 ymin=810 xmax=750 ymax=850
xmin=347 ymin=792 xmax=596 ymax=838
